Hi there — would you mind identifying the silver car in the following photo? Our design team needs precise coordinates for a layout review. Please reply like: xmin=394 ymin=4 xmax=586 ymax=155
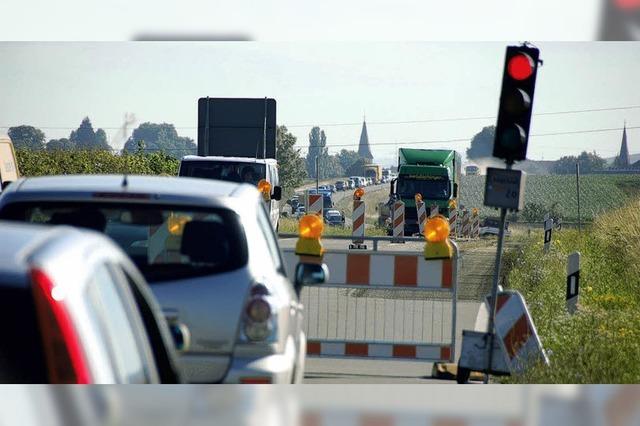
xmin=0 ymin=175 xmax=306 ymax=384
xmin=0 ymin=221 xmax=182 ymax=383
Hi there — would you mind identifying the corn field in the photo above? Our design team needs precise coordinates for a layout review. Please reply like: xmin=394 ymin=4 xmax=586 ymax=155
xmin=459 ymin=174 xmax=640 ymax=221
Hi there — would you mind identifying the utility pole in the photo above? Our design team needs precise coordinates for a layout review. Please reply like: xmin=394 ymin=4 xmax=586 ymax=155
xmin=315 ymin=155 xmax=319 ymax=193
xmin=576 ymin=162 xmax=581 ymax=234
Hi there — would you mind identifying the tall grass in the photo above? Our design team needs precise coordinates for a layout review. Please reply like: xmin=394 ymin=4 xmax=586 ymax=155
xmin=502 ymin=199 xmax=640 ymax=383
xmin=278 ymin=217 xmax=386 ymax=237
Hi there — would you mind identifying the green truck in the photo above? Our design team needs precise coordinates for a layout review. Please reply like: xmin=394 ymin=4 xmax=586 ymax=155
xmin=382 ymin=148 xmax=461 ymax=235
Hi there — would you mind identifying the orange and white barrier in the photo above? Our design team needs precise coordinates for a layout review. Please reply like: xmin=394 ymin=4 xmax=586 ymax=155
xmin=449 ymin=208 xmax=458 ymax=238
xmin=307 ymin=193 xmax=323 ymax=217
xmin=282 ymin=242 xmax=459 ymax=364
xmin=461 ymin=209 xmax=470 ymax=238
xmin=392 ymin=200 xmax=405 ymax=241
xmin=284 ymin=251 xmax=453 ymax=288
xmin=494 ymin=290 xmax=549 ymax=374
xmin=430 ymin=204 xmax=439 ymax=218
xmin=352 ymin=200 xmax=365 ymax=244
xmin=415 ymin=200 xmax=427 ymax=235
xmin=307 ymin=341 xmax=451 ymax=361
xmin=472 ymin=212 xmax=480 ymax=239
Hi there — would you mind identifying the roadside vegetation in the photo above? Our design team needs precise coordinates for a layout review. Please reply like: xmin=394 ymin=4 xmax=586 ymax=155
xmin=501 ymin=198 xmax=640 ymax=383
xmin=278 ymin=216 xmax=386 ymax=237
xmin=16 ymin=149 xmax=180 ymax=176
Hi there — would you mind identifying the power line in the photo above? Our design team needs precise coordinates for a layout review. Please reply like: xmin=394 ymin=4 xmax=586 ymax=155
xmin=294 ymin=125 xmax=640 ymax=150
xmin=285 ymin=105 xmax=640 ymax=128
xmin=2 ymin=104 xmax=640 ymax=131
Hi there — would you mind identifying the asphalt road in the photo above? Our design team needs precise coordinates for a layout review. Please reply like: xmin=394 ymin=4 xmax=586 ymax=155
xmin=278 ymin=232 xmax=498 ymax=383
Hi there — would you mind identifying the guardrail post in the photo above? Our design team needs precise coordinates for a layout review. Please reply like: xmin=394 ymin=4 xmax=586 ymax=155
xmin=566 ymin=252 xmax=580 ymax=314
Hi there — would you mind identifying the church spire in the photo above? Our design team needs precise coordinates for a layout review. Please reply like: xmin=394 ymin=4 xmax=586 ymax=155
xmin=615 ymin=122 xmax=630 ymax=168
xmin=357 ymin=119 xmax=373 ymax=162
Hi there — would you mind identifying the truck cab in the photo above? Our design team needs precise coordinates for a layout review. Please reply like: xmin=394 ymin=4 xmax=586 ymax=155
xmin=178 ymin=156 xmax=282 ymax=229
xmin=389 ymin=149 xmax=461 ymax=235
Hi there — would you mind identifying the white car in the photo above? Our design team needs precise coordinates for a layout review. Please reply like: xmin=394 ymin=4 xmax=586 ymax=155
xmin=0 ymin=175 xmax=307 ymax=384
xmin=479 ymin=218 xmax=512 ymax=236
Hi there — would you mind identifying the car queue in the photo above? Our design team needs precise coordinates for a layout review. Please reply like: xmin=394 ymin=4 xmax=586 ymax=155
xmin=0 ymin=168 xmax=310 ymax=383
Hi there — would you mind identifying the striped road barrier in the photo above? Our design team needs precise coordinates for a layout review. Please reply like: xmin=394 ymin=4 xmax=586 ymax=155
xmin=282 ymin=236 xmax=459 ymax=365
xmin=392 ymin=200 xmax=405 ymax=243
xmin=472 ymin=211 xmax=480 ymax=239
xmin=493 ymin=290 xmax=549 ymax=374
xmin=429 ymin=204 xmax=439 ymax=218
xmin=415 ymin=199 xmax=427 ymax=236
xmin=351 ymin=200 xmax=366 ymax=246
xmin=449 ymin=208 xmax=457 ymax=238
xmin=462 ymin=209 xmax=471 ymax=239
xmin=307 ymin=192 xmax=324 ymax=217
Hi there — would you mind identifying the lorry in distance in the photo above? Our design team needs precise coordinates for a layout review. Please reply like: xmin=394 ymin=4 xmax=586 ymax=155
xmin=381 ymin=148 xmax=461 ymax=235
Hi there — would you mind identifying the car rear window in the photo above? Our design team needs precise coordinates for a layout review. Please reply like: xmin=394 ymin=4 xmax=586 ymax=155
xmin=180 ymin=160 xmax=266 ymax=185
xmin=0 ymin=203 xmax=249 ymax=283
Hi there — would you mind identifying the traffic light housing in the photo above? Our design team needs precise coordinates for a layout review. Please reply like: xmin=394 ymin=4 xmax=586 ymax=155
xmin=493 ymin=45 xmax=540 ymax=163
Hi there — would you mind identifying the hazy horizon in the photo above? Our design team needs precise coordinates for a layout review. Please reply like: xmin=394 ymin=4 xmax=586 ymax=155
xmin=0 ymin=41 xmax=638 ymax=166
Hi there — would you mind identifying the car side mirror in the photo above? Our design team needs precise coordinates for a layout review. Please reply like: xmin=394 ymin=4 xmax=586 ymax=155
xmin=1 ymin=180 xmax=13 ymax=191
xmin=169 ymin=322 xmax=191 ymax=353
xmin=272 ymin=186 xmax=282 ymax=201
xmin=294 ymin=263 xmax=329 ymax=295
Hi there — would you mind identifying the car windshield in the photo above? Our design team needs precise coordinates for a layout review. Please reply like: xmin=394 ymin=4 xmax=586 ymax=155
xmin=397 ymin=176 xmax=450 ymax=200
xmin=0 ymin=202 xmax=248 ymax=282
xmin=180 ymin=160 xmax=266 ymax=185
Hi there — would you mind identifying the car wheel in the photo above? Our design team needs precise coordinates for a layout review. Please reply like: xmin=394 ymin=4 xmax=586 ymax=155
xmin=456 ymin=367 xmax=471 ymax=384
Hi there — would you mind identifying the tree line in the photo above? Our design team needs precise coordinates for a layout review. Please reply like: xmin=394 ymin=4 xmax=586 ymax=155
xmin=466 ymin=125 xmax=612 ymax=174
xmin=7 ymin=120 xmax=366 ymax=191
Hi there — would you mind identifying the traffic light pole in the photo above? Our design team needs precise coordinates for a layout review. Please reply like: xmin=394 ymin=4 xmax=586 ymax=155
xmin=484 ymin=163 xmax=511 ymax=383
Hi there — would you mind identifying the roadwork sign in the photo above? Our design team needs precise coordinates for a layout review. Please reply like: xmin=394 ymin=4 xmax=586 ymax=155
xmin=566 ymin=252 xmax=580 ymax=314
xmin=484 ymin=168 xmax=526 ymax=211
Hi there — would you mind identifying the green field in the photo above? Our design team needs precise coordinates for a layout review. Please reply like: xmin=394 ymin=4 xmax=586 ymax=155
xmin=459 ymin=174 xmax=640 ymax=221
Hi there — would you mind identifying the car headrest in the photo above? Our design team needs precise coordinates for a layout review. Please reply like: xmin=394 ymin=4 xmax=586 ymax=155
xmin=49 ymin=208 xmax=107 ymax=232
xmin=180 ymin=220 xmax=228 ymax=264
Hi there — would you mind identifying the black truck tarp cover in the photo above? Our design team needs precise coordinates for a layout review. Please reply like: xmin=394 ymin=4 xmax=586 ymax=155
xmin=197 ymin=97 xmax=277 ymax=159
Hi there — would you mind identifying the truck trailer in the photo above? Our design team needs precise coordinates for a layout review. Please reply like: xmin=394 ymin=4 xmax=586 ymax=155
xmin=178 ymin=97 xmax=282 ymax=229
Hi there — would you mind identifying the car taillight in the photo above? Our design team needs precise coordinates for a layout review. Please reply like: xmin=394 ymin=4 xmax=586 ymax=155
xmin=243 ymin=292 xmax=274 ymax=342
xmin=30 ymin=268 xmax=92 ymax=384
xmin=246 ymin=297 xmax=271 ymax=323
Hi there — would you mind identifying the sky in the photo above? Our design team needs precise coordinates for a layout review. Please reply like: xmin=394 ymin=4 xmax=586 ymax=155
xmin=0 ymin=42 xmax=638 ymax=167
xmin=0 ymin=0 xmax=604 ymax=41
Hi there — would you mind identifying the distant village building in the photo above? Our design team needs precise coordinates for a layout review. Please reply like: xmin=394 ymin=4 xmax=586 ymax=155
xmin=357 ymin=120 xmax=374 ymax=164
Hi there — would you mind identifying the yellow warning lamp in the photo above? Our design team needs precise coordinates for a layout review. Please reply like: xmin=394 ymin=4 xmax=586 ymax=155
xmin=353 ymin=187 xmax=365 ymax=200
xmin=415 ymin=193 xmax=423 ymax=203
xmin=257 ymin=179 xmax=271 ymax=201
xmin=295 ymin=214 xmax=324 ymax=258
xmin=167 ymin=213 xmax=190 ymax=236
xmin=423 ymin=215 xmax=453 ymax=260
xmin=448 ymin=199 xmax=457 ymax=209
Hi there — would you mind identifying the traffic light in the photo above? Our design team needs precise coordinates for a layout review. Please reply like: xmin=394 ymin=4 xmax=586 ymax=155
xmin=493 ymin=45 xmax=540 ymax=163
